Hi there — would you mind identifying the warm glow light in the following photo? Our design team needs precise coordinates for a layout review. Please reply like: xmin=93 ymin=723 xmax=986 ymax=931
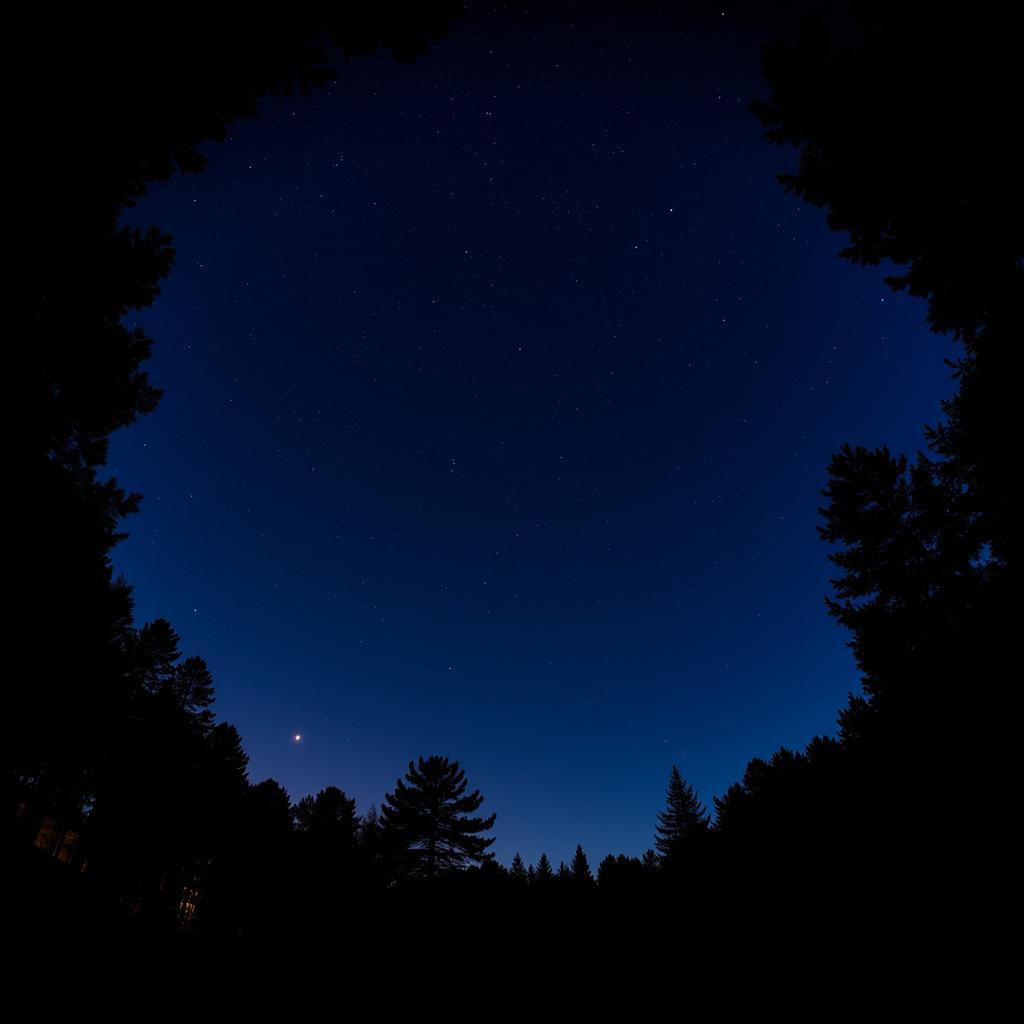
xmin=294 ymin=734 xmax=302 ymax=742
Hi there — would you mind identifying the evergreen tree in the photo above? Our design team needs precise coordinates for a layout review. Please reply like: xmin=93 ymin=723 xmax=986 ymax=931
xmin=654 ymin=767 xmax=710 ymax=864
xmin=510 ymin=852 xmax=528 ymax=885
xmin=135 ymin=618 xmax=182 ymax=694
xmin=209 ymin=777 xmax=292 ymax=936
xmin=171 ymin=655 xmax=216 ymax=723
xmin=248 ymin=779 xmax=293 ymax=835
xmin=751 ymin=4 xmax=1018 ymax=571
xmin=292 ymin=785 xmax=360 ymax=913
xmin=570 ymin=844 xmax=593 ymax=885
xmin=597 ymin=853 xmax=645 ymax=890
xmin=697 ymin=5 xmax=1019 ymax=904
xmin=597 ymin=854 xmax=617 ymax=887
xmin=380 ymin=755 xmax=496 ymax=879
xmin=535 ymin=853 xmax=554 ymax=883
xmin=294 ymin=786 xmax=359 ymax=846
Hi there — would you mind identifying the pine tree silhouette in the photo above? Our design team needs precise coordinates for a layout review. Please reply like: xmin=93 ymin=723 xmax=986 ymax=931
xmin=654 ymin=766 xmax=709 ymax=864
xmin=381 ymin=755 xmax=496 ymax=879
xmin=510 ymin=852 xmax=528 ymax=885
xmin=570 ymin=844 xmax=593 ymax=885
xmin=535 ymin=853 xmax=555 ymax=883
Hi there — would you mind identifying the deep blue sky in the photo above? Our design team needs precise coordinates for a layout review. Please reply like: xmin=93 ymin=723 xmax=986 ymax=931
xmin=109 ymin=5 xmax=953 ymax=868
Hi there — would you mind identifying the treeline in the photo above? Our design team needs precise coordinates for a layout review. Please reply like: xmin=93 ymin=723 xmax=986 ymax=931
xmin=14 ymin=1 xmax=464 ymax=830
xmin=11 ymin=0 xmax=467 ymax=948
xmin=14 ymin=647 xmax=715 ymax=940
xmin=12 ymin=3 xmax=1018 ymax=946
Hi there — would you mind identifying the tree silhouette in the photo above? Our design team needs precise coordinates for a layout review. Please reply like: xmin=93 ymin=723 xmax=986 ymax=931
xmin=569 ymin=844 xmax=593 ymax=886
xmin=12 ymin=6 xmax=466 ymax=937
xmin=597 ymin=853 xmax=646 ymax=891
xmin=294 ymin=786 xmax=359 ymax=845
xmin=510 ymin=853 xmax=529 ymax=886
xmin=292 ymin=785 xmax=361 ymax=916
xmin=751 ymin=4 xmax=1019 ymax=565
xmin=171 ymin=656 xmax=216 ymax=725
xmin=134 ymin=619 xmax=182 ymax=693
xmin=534 ymin=853 xmax=554 ymax=884
xmin=249 ymin=778 xmax=294 ymax=834
xmin=14 ymin=2 xmax=464 ymax=820
xmin=816 ymin=443 xmax=987 ymax=712
xmin=381 ymin=755 xmax=496 ymax=880
xmin=654 ymin=767 xmax=710 ymax=865
xmin=705 ymin=3 xmax=1022 ymax=906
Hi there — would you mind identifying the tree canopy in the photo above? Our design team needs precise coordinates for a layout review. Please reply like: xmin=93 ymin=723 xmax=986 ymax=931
xmin=654 ymin=767 xmax=710 ymax=864
xmin=751 ymin=2 xmax=1020 ymax=566
xmin=381 ymin=755 xmax=496 ymax=879
xmin=294 ymin=786 xmax=359 ymax=844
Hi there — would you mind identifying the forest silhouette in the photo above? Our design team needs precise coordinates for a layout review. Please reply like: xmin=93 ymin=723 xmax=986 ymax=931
xmin=12 ymin=2 xmax=1016 ymax=953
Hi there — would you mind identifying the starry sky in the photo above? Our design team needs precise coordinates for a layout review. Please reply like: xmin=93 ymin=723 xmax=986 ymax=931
xmin=109 ymin=4 xmax=953 ymax=868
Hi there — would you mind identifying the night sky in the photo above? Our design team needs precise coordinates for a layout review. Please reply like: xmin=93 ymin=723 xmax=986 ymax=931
xmin=109 ymin=5 xmax=953 ymax=868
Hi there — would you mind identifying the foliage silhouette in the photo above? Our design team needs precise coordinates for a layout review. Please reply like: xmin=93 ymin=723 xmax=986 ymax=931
xmin=569 ymin=844 xmax=594 ymax=886
xmin=751 ymin=1 xmax=1020 ymax=566
xmin=654 ymin=767 xmax=710 ymax=866
xmin=294 ymin=786 xmax=360 ymax=843
xmin=14 ymin=1 xmax=1018 ymax=947
xmin=702 ymin=2 xmax=1020 ymax=909
xmin=15 ymin=1 xmax=464 ymax=816
xmin=381 ymin=755 xmax=496 ymax=880
xmin=510 ymin=852 xmax=529 ymax=885
xmin=534 ymin=853 xmax=555 ymax=884
xmin=12 ymin=3 xmax=464 ymax=938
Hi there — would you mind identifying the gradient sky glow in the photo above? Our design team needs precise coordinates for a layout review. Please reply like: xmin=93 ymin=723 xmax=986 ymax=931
xmin=108 ymin=6 xmax=954 ymax=868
